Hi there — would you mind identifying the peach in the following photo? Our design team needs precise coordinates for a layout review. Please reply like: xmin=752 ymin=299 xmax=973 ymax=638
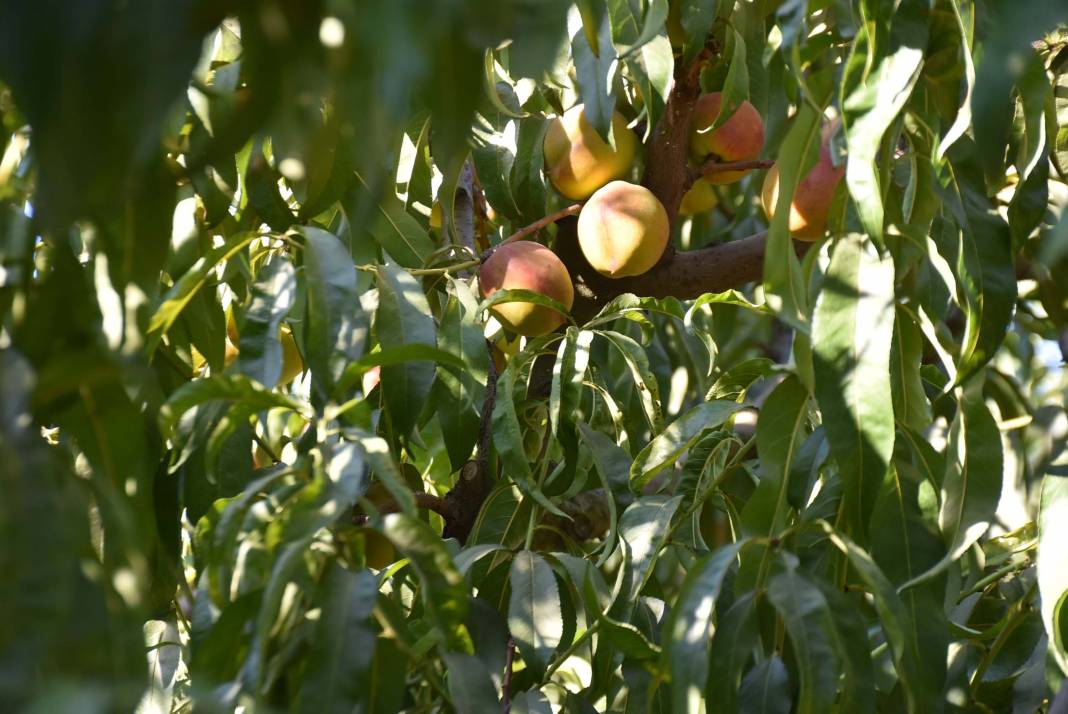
xmin=577 ymin=181 xmax=669 ymax=278
xmin=761 ymin=126 xmax=845 ymax=241
xmin=690 ymin=93 xmax=765 ymax=184
xmin=678 ymin=179 xmax=718 ymax=216
xmin=479 ymin=241 xmax=575 ymax=337
xmin=543 ymin=105 xmax=638 ymax=200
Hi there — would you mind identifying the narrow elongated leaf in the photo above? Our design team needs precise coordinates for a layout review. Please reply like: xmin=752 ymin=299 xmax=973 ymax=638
xmin=739 ymin=655 xmax=791 ymax=714
xmin=841 ymin=0 xmax=927 ymax=241
xmin=159 ymin=374 xmax=309 ymax=438
xmin=818 ymin=522 xmax=934 ymax=713
xmin=509 ymin=551 xmax=563 ymax=677
xmin=597 ymin=329 xmax=664 ymax=433
xmin=295 ymin=566 xmax=377 ymax=714
xmin=354 ymin=171 xmax=436 ymax=268
xmin=572 ymin=7 xmax=618 ymax=141
xmin=813 ymin=233 xmax=895 ymax=540
xmin=663 ymin=541 xmax=745 ymax=714
xmin=616 ymin=495 xmax=682 ymax=611
xmin=235 ymin=255 xmax=297 ymax=388
xmin=901 ymin=387 xmax=1002 ymax=590
xmin=442 ymin=652 xmax=500 ymax=711
xmin=890 ymin=307 xmax=931 ymax=432
xmin=763 ymin=103 xmax=820 ymax=329
xmin=766 ymin=569 xmax=842 ymax=714
xmin=630 ymin=400 xmax=744 ymax=490
xmin=383 ymin=514 xmax=470 ymax=650
xmin=1037 ymin=469 xmax=1068 ymax=674
xmin=303 ymin=226 xmax=367 ymax=393
xmin=736 ymin=376 xmax=808 ymax=590
xmin=375 ymin=262 xmax=437 ymax=438
xmin=706 ymin=593 xmax=761 ymax=711
xmin=147 ymin=231 xmax=258 ymax=350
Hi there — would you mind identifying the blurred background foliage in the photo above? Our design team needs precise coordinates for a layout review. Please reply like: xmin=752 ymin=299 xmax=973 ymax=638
xmin=1 ymin=0 xmax=1068 ymax=712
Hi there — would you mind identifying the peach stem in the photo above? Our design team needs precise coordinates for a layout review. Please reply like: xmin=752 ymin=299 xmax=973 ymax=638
xmin=501 ymin=203 xmax=583 ymax=245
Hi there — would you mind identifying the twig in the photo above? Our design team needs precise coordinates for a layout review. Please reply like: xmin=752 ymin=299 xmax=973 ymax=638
xmin=500 ymin=203 xmax=583 ymax=245
xmin=699 ymin=158 xmax=775 ymax=177
xmin=502 ymin=637 xmax=515 ymax=713
xmin=251 ymin=430 xmax=280 ymax=464
xmin=407 ymin=259 xmax=482 ymax=276
xmin=373 ymin=492 xmax=452 ymax=519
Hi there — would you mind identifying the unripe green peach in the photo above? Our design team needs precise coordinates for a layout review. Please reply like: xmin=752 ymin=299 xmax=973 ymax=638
xmin=678 ymin=179 xmax=718 ymax=216
xmin=690 ymin=93 xmax=766 ymax=184
xmin=543 ymin=105 xmax=638 ymax=200
xmin=761 ymin=127 xmax=845 ymax=242
xmin=577 ymin=181 xmax=669 ymax=278
xmin=479 ymin=241 xmax=575 ymax=337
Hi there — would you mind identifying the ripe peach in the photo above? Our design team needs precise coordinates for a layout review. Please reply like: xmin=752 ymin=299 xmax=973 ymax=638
xmin=479 ymin=241 xmax=574 ymax=337
xmin=678 ymin=179 xmax=718 ymax=216
xmin=761 ymin=126 xmax=845 ymax=242
xmin=690 ymin=93 xmax=765 ymax=184
xmin=543 ymin=105 xmax=638 ymax=200
xmin=577 ymin=181 xmax=669 ymax=278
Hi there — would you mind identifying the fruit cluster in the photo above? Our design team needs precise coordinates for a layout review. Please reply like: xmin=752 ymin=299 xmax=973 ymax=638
xmin=478 ymin=95 xmax=845 ymax=337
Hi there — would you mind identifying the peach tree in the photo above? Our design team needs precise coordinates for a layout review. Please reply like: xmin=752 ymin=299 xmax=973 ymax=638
xmin=2 ymin=0 xmax=1068 ymax=712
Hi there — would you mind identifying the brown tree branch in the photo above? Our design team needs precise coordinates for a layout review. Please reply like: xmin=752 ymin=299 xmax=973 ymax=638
xmin=640 ymin=51 xmax=706 ymax=235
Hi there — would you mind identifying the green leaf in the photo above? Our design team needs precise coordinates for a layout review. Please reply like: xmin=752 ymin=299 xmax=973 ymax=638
xmin=630 ymin=400 xmax=744 ymax=490
xmin=435 ymin=288 xmax=488 ymax=470
xmin=383 ymin=514 xmax=470 ymax=651
xmin=572 ymin=6 xmax=618 ymax=141
xmin=935 ymin=157 xmax=1017 ymax=388
xmin=481 ymin=288 xmax=574 ymax=326
xmin=596 ymin=329 xmax=664 ymax=434
xmin=442 ymin=652 xmax=500 ymax=711
xmin=353 ymin=171 xmax=437 ymax=268
xmin=763 ymin=102 xmax=820 ymax=329
xmin=1037 ymin=469 xmax=1068 ymax=675
xmin=738 ymin=655 xmax=791 ymax=714
xmin=508 ymin=550 xmax=563 ymax=677
xmin=147 ymin=231 xmax=259 ymax=352
xmin=510 ymin=116 xmax=550 ymax=223
xmin=841 ymin=0 xmax=927 ymax=241
xmin=818 ymin=522 xmax=937 ymax=713
xmin=766 ymin=569 xmax=842 ymax=714
xmin=159 ymin=374 xmax=309 ymax=438
xmin=375 ymin=262 xmax=437 ymax=438
xmin=706 ymin=593 xmax=761 ymax=711
xmin=295 ymin=566 xmax=377 ymax=714
xmin=235 ymin=255 xmax=297 ymax=388
xmin=663 ymin=541 xmax=746 ymax=714
xmin=677 ymin=0 xmax=723 ymax=63
xmin=616 ymin=495 xmax=682 ymax=610
xmin=890 ymin=306 xmax=931 ymax=433
xmin=736 ymin=376 xmax=808 ymax=590
xmin=710 ymin=25 xmax=749 ymax=131
xmin=813 ymin=233 xmax=896 ymax=540
xmin=303 ymin=226 xmax=367 ymax=395
xmin=902 ymin=387 xmax=1002 ymax=590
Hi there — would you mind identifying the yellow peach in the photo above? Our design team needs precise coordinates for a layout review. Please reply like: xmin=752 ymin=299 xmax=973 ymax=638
xmin=577 ymin=181 xmax=669 ymax=278
xmin=544 ymin=105 xmax=638 ymax=200
xmin=690 ymin=93 xmax=766 ymax=184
